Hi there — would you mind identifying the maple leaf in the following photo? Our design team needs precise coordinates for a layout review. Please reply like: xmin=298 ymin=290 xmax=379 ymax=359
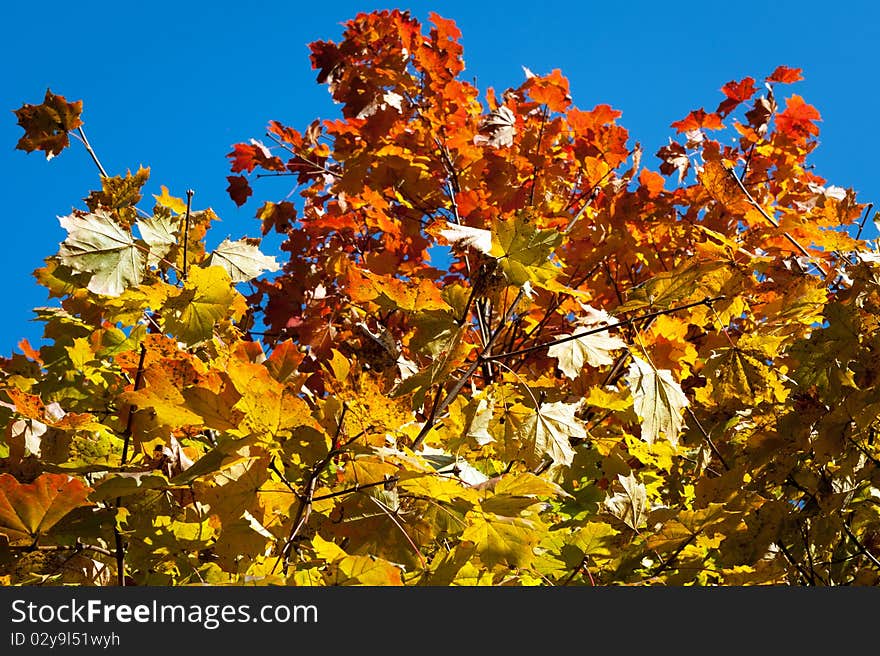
xmin=547 ymin=305 xmax=627 ymax=379
xmin=226 ymin=175 xmax=253 ymax=207
xmin=717 ymin=77 xmax=757 ymax=116
xmin=670 ymin=108 xmax=724 ymax=133
xmin=460 ymin=511 xmax=542 ymax=568
xmin=478 ymin=105 xmax=516 ymax=148
xmin=12 ymin=10 xmax=880 ymax=588
xmin=137 ymin=211 xmax=180 ymax=266
xmin=0 ymin=473 xmax=92 ymax=546
xmin=205 ymin=237 xmax=280 ymax=283
xmin=438 ymin=222 xmax=493 ymax=254
xmin=604 ymin=473 xmax=648 ymax=530
xmin=13 ymin=89 xmax=83 ymax=159
xmin=624 ymin=355 xmax=689 ymax=446
xmin=520 ymin=401 xmax=586 ymax=468
xmin=490 ymin=214 xmax=563 ymax=286
xmin=656 ymin=139 xmax=690 ymax=183
xmin=766 ymin=65 xmax=803 ymax=84
xmin=164 ymin=265 xmax=246 ymax=344
xmin=775 ymin=95 xmax=821 ymax=139
xmin=152 ymin=185 xmax=188 ymax=214
xmin=57 ymin=209 xmax=145 ymax=296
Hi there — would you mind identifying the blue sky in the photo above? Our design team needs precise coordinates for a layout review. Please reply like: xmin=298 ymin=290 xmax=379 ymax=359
xmin=2 ymin=1 xmax=878 ymax=355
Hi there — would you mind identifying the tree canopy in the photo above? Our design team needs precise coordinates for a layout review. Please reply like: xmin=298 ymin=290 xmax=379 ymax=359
xmin=3 ymin=9 xmax=880 ymax=586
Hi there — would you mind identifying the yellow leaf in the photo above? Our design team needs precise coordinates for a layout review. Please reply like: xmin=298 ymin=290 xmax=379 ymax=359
xmin=460 ymin=511 xmax=543 ymax=568
xmin=332 ymin=555 xmax=404 ymax=585
xmin=153 ymin=185 xmax=188 ymax=214
xmin=164 ymin=265 xmax=247 ymax=344
xmin=625 ymin=355 xmax=689 ymax=446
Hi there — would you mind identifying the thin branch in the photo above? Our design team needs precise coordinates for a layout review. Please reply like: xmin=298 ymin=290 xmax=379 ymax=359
xmin=855 ymin=203 xmax=874 ymax=241
xmin=685 ymin=407 xmax=730 ymax=471
xmin=483 ymin=296 xmax=724 ymax=362
xmin=120 ymin=344 xmax=147 ymax=465
xmin=8 ymin=542 xmax=116 ymax=558
xmin=777 ymin=540 xmax=813 ymax=585
xmin=311 ymin=477 xmax=400 ymax=502
xmin=182 ymin=189 xmax=194 ymax=281
xmin=842 ymin=521 xmax=880 ymax=569
xmin=264 ymin=132 xmax=341 ymax=179
xmin=115 ymin=343 xmax=147 ymax=587
xmin=412 ymin=288 xmax=527 ymax=450
xmin=274 ymin=406 xmax=354 ymax=573
xmin=653 ymin=533 xmax=697 ymax=577
xmin=724 ymin=165 xmax=829 ymax=277
xmin=74 ymin=126 xmax=109 ymax=178
xmin=528 ymin=105 xmax=549 ymax=207
xmin=561 ymin=555 xmax=591 ymax=585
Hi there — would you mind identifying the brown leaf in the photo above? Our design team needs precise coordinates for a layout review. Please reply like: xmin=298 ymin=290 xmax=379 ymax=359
xmin=13 ymin=89 xmax=83 ymax=159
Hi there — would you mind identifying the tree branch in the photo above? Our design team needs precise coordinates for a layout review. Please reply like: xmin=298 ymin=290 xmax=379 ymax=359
xmin=412 ymin=288 xmax=527 ymax=449
xmin=483 ymin=296 xmax=724 ymax=362
xmin=724 ymin=165 xmax=828 ymax=277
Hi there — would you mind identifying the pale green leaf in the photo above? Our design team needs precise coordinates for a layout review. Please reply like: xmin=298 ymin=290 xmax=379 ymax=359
xmin=206 ymin=237 xmax=280 ymax=283
xmin=137 ymin=211 xmax=180 ymax=266
xmin=57 ymin=209 xmax=144 ymax=296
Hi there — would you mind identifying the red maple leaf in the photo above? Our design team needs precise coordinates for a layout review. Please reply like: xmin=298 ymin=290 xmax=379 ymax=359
xmin=671 ymin=108 xmax=724 ymax=133
xmin=767 ymin=65 xmax=803 ymax=84
xmin=717 ymin=77 xmax=757 ymax=116
xmin=226 ymin=175 xmax=253 ymax=207
xmin=775 ymin=95 xmax=821 ymax=139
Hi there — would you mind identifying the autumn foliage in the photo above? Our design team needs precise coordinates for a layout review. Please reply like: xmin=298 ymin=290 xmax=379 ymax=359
xmin=4 ymin=10 xmax=880 ymax=586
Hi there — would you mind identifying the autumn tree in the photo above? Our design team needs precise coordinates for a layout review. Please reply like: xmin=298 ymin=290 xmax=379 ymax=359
xmin=3 ymin=10 xmax=880 ymax=586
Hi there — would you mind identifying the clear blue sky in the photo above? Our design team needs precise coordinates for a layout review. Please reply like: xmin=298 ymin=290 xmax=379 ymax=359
xmin=2 ymin=1 xmax=878 ymax=355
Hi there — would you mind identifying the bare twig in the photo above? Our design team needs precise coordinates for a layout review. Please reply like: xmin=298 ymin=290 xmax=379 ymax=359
xmin=842 ymin=520 xmax=880 ymax=569
xmin=528 ymin=105 xmax=549 ymax=207
xmin=182 ymin=189 xmax=194 ymax=281
xmin=115 ymin=342 xmax=147 ymax=587
xmin=855 ymin=203 xmax=875 ymax=241
xmin=74 ymin=126 xmax=109 ymax=178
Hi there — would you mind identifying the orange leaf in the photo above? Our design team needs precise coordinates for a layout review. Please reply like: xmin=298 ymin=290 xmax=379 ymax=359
xmin=671 ymin=108 xmax=724 ymax=133
xmin=776 ymin=95 xmax=821 ymax=139
xmin=766 ymin=65 xmax=803 ymax=84
xmin=0 ymin=473 xmax=93 ymax=545
xmin=526 ymin=69 xmax=572 ymax=112
xmin=639 ymin=169 xmax=665 ymax=197
xmin=346 ymin=267 xmax=447 ymax=312
xmin=17 ymin=339 xmax=43 ymax=364
xmin=568 ymin=104 xmax=622 ymax=135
